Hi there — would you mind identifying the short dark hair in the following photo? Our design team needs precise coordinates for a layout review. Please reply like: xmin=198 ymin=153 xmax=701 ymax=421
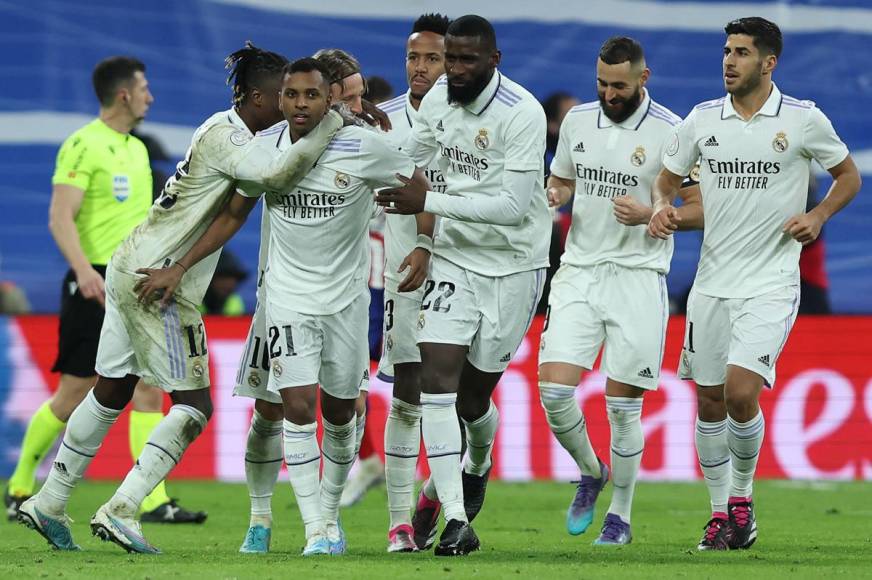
xmin=412 ymin=13 xmax=451 ymax=36
xmin=599 ymin=36 xmax=645 ymax=67
xmin=283 ymin=57 xmax=334 ymax=86
xmin=446 ymin=14 xmax=497 ymax=50
xmin=363 ymin=76 xmax=393 ymax=103
xmin=225 ymin=41 xmax=288 ymax=106
xmin=724 ymin=17 xmax=783 ymax=58
xmin=542 ymin=91 xmax=574 ymax=122
xmin=92 ymin=56 xmax=145 ymax=107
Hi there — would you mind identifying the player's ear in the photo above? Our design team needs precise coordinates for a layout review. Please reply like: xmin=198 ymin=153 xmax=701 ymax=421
xmin=639 ymin=67 xmax=651 ymax=86
xmin=491 ymin=50 xmax=502 ymax=68
xmin=762 ymin=53 xmax=777 ymax=76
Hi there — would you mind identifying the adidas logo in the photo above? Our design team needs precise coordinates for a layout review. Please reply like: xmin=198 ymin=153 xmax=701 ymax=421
xmin=53 ymin=461 xmax=68 ymax=476
xmin=573 ymin=142 xmax=585 ymax=152
xmin=757 ymin=354 xmax=770 ymax=367
xmin=436 ymin=120 xmax=444 ymax=131
xmin=704 ymin=135 xmax=719 ymax=147
xmin=637 ymin=367 xmax=654 ymax=379
xmin=499 ymin=352 xmax=512 ymax=363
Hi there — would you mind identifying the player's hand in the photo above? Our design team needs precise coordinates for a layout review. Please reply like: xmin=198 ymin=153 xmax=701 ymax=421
xmin=74 ymin=265 xmax=105 ymax=307
xmin=360 ymin=99 xmax=392 ymax=131
xmin=783 ymin=211 xmax=825 ymax=245
xmin=397 ymin=247 xmax=430 ymax=292
xmin=375 ymin=174 xmax=426 ymax=214
xmin=647 ymin=203 xmax=681 ymax=239
xmin=133 ymin=264 xmax=184 ymax=309
xmin=613 ymin=195 xmax=653 ymax=226
xmin=547 ymin=185 xmax=572 ymax=208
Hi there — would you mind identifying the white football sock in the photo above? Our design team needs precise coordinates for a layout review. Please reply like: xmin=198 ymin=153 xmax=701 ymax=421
xmin=284 ymin=420 xmax=323 ymax=538
xmin=422 ymin=475 xmax=438 ymax=501
xmin=111 ymin=404 xmax=207 ymax=517
xmin=462 ymin=400 xmax=499 ymax=477
xmin=421 ymin=392 xmax=465 ymax=523
xmin=539 ymin=382 xmax=600 ymax=476
xmin=695 ymin=418 xmax=730 ymax=514
xmin=245 ymin=410 xmax=283 ymax=527
xmin=385 ymin=398 xmax=422 ymax=528
xmin=727 ymin=411 xmax=765 ymax=499
xmin=354 ymin=412 xmax=366 ymax=456
xmin=605 ymin=396 xmax=644 ymax=523
xmin=320 ymin=416 xmax=357 ymax=524
xmin=38 ymin=390 xmax=121 ymax=516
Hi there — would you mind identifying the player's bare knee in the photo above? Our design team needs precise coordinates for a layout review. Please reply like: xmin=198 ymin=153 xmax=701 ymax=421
xmin=696 ymin=385 xmax=726 ymax=422
xmin=456 ymin=390 xmax=490 ymax=422
xmin=538 ymin=363 xmax=582 ymax=387
xmin=322 ymin=397 xmax=356 ymax=426
xmin=392 ymin=363 xmax=421 ymax=405
xmin=354 ymin=392 xmax=367 ymax=417
xmin=92 ymin=374 xmax=138 ymax=410
xmin=170 ymin=389 xmax=213 ymax=421
xmin=254 ymin=398 xmax=284 ymax=422
xmin=131 ymin=382 xmax=163 ymax=412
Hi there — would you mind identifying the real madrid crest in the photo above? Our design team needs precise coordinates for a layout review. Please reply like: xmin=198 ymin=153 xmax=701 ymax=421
xmin=772 ymin=131 xmax=788 ymax=153
xmin=272 ymin=361 xmax=283 ymax=378
xmin=418 ymin=312 xmax=426 ymax=330
xmin=192 ymin=363 xmax=204 ymax=378
xmin=630 ymin=146 xmax=646 ymax=167
xmin=474 ymin=128 xmax=490 ymax=150
xmin=248 ymin=373 xmax=261 ymax=388
xmin=690 ymin=163 xmax=701 ymax=182
xmin=385 ymin=333 xmax=394 ymax=352
xmin=334 ymin=172 xmax=350 ymax=189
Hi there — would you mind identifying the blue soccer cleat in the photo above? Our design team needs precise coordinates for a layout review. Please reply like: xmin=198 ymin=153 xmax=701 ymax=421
xmin=593 ymin=512 xmax=632 ymax=546
xmin=302 ymin=533 xmax=330 ymax=556
xmin=239 ymin=524 xmax=271 ymax=554
xmin=566 ymin=459 xmax=609 ymax=535
xmin=17 ymin=496 xmax=81 ymax=551
xmin=326 ymin=520 xmax=347 ymax=555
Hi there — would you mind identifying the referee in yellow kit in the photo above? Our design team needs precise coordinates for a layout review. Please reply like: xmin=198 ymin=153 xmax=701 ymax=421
xmin=5 ymin=56 xmax=205 ymax=524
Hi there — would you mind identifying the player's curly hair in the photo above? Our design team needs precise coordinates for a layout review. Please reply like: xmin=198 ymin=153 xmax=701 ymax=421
xmin=225 ymin=41 xmax=288 ymax=106
xmin=412 ymin=13 xmax=451 ymax=36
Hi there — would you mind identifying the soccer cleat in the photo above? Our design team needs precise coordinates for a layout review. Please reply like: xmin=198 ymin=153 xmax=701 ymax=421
xmin=302 ymin=533 xmax=331 ymax=556
xmin=566 ymin=459 xmax=610 ymax=535
xmin=5 ymin=488 xmax=31 ymax=522
xmin=593 ymin=513 xmax=632 ymax=546
xmin=141 ymin=498 xmax=207 ymax=524
xmin=387 ymin=523 xmax=419 ymax=553
xmin=17 ymin=497 xmax=80 ymax=551
xmin=239 ymin=524 xmax=271 ymax=554
xmin=339 ymin=455 xmax=385 ymax=508
xmin=434 ymin=519 xmax=480 ymax=557
xmin=326 ymin=520 xmax=347 ymax=555
xmin=726 ymin=497 xmax=757 ymax=549
xmin=697 ymin=514 xmax=730 ymax=551
xmin=411 ymin=485 xmax=441 ymax=550
xmin=90 ymin=503 xmax=161 ymax=555
xmin=462 ymin=466 xmax=491 ymax=523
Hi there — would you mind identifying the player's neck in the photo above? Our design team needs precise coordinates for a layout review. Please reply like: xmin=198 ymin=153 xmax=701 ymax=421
xmin=409 ymin=94 xmax=422 ymax=111
xmin=235 ymin=105 xmax=262 ymax=134
xmin=99 ymin=107 xmax=135 ymax=134
xmin=730 ymin=79 xmax=773 ymax=121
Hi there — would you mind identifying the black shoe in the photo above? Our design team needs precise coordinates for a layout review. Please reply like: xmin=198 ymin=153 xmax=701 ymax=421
xmin=725 ymin=498 xmax=757 ymax=549
xmin=434 ymin=519 xmax=480 ymax=557
xmin=140 ymin=499 xmax=207 ymax=524
xmin=462 ymin=467 xmax=491 ymax=523
xmin=697 ymin=516 xmax=730 ymax=551
xmin=4 ymin=488 xmax=30 ymax=522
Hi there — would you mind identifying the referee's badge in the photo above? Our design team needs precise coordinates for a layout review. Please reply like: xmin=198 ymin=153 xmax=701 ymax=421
xmin=112 ymin=175 xmax=130 ymax=202
xmin=772 ymin=131 xmax=789 ymax=153
xmin=474 ymin=128 xmax=490 ymax=150
xmin=248 ymin=372 xmax=261 ymax=388
xmin=334 ymin=172 xmax=350 ymax=189
xmin=272 ymin=361 xmax=283 ymax=378
xmin=630 ymin=146 xmax=646 ymax=167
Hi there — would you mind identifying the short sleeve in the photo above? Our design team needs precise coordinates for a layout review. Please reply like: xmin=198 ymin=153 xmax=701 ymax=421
xmin=661 ymin=109 xmax=699 ymax=178
xmin=359 ymin=132 xmax=416 ymax=189
xmin=549 ymin=116 xmax=575 ymax=179
xmin=504 ymin=101 xmax=546 ymax=172
xmin=52 ymin=133 xmax=92 ymax=190
xmin=802 ymin=106 xmax=850 ymax=170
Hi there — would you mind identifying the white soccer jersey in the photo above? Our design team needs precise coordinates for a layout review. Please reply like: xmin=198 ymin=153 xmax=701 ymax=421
xmin=663 ymin=85 xmax=849 ymax=298
xmin=240 ymin=123 xmax=416 ymax=315
xmin=407 ymin=71 xmax=550 ymax=277
xmin=111 ymin=108 xmax=342 ymax=305
xmin=378 ymin=91 xmax=446 ymax=285
xmin=551 ymin=90 xmax=680 ymax=273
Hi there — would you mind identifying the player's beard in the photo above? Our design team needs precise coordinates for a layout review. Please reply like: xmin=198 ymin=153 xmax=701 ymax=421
xmin=599 ymin=86 xmax=643 ymax=124
xmin=726 ymin=70 xmax=763 ymax=98
xmin=446 ymin=70 xmax=491 ymax=106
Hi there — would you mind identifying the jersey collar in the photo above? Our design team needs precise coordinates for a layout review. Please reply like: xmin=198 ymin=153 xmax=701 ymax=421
xmin=227 ymin=107 xmax=254 ymax=134
xmin=458 ymin=70 xmax=502 ymax=116
xmin=404 ymin=90 xmax=416 ymax=128
xmin=597 ymin=88 xmax=651 ymax=131
xmin=721 ymin=84 xmax=783 ymax=120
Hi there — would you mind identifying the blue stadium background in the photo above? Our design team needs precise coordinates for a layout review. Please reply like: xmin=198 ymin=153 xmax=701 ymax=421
xmin=1 ymin=0 xmax=869 ymax=313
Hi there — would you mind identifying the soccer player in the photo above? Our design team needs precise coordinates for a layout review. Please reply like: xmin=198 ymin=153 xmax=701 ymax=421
xmin=17 ymin=43 xmax=344 ymax=554
xmin=4 ymin=56 xmax=204 ymax=525
xmin=649 ymin=17 xmax=861 ymax=550
xmin=366 ymin=13 xmax=450 ymax=553
xmin=376 ymin=14 xmax=551 ymax=555
xmin=539 ymin=37 xmax=699 ymax=546
xmin=141 ymin=57 xmax=432 ymax=556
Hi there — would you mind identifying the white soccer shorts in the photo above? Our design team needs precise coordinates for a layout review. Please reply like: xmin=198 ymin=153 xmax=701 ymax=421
xmin=377 ymin=278 xmax=425 ymax=380
xmin=678 ymin=285 xmax=800 ymax=387
xmin=538 ymin=262 xmax=668 ymax=390
xmin=416 ymin=256 xmax=545 ymax=373
xmin=265 ymin=289 xmax=370 ymax=400
xmin=233 ymin=299 xmax=280 ymax=404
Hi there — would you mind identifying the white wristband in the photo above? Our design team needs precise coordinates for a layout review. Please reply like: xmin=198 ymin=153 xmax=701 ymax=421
xmin=414 ymin=234 xmax=433 ymax=253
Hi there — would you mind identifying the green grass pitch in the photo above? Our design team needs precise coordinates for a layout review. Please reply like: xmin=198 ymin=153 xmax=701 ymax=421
xmin=2 ymin=480 xmax=871 ymax=579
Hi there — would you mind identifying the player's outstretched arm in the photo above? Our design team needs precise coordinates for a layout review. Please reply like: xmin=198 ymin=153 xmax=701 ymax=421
xmin=647 ymin=167 xmax=685 ymax=239
xmin=783 ymin=155 xmax=861 ymax=245
xmin=134 ymin=192 xmax=259 ymax=307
